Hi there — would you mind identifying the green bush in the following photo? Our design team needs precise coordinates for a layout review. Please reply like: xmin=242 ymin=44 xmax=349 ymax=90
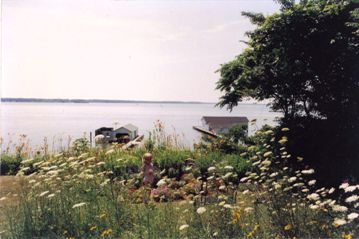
xmin=0 ymin=154 xmax=22 ymax=175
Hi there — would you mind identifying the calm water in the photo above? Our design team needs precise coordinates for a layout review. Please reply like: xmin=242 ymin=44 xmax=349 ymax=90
xmin=0 ymin=102 xmax=281 ymax=150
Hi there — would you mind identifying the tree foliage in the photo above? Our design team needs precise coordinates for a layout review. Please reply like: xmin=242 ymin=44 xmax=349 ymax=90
xmin=216 ymin=0 xmax=359 ymax=184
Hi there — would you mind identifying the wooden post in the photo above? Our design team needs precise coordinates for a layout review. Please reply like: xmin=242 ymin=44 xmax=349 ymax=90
xmin=90 ymin=132 xmax=93 ymax=147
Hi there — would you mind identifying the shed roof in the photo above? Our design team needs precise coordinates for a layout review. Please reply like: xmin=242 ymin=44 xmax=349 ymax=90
xmin=202 ymin=116 xmax=249 ymax=129
xmin=115 ymin=123 xmax=138 ymax=132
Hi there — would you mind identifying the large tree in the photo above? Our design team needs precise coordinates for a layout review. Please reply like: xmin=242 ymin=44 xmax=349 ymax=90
xmin=216 ymin=0 xmax=359 ymax=184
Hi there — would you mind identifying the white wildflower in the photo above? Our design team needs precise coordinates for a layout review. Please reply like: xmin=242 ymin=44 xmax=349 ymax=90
xmin=309 ymin=204 xmax=319 ymax=210
xmin=39 ymin=191 xmax=49 ymax=197
xmin=344 ymin=185 xmax=357 ymax=193
xmin=332 ymin=218 xmax=347 ymax=227
xmin=244 ymin=207 xmax=254 ymax=213
xmin=345 ymin=195 xmax=359 ymax=203
xmin=208 ymin=167 xmax=216 ymax=173
xmin=307 ymin=193 xmax=320 ymax=201
xmin=339 ymin=182 xmax=349 ymax=189
xmin=179 ymin=224 xmax=189 ymax=231
xmin=263 ymin=151 xmax=273 ymax=157
xmin=72 ymin=202 xmax=87 ymax=209
xmin=288 ymin=177 xmax=297 ymax=183
xmin=47 ymin=194 xmax=55 ymax=198
xmin=156 ymin=179 xmax=167 ymax=187
xmin=196 ymin=207 xmax=206 ymax=215
xmin=332 ymin=205 xmax=348 ymax=212
xmin=308 ymin=180 xmax=316 ymax=186
xmin=219 ymin=185 xmax=226 ymax=191
xmin=347 ymin=212 xmax=359 ymax=221
xmin=224 ymin=166 xmax=234 ymax=171
xmin=328 ymin=187 xmax=335 ymax=194
xmin=301 ymin=169 xmax=315 ymax=175
xmin=105 ymin=149 xmax=115 ymax=155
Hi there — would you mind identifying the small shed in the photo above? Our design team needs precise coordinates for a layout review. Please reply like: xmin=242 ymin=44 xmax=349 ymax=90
xmin=201 ymin=116 xmax=249 ymax=135
xmin=112 ymin=124 xmax=139 ymax=143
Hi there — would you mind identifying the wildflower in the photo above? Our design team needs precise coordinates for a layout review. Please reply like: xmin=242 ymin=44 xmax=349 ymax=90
xmin=339 ymin=182 xmax=349 ymax=189
xmin=344 ymin=186 xmax=357 ymax=193
xmin=279 ymin=137 xmax=288 ymax=145
xmin=219 ymin=185 xmax=226 ymax=191
xmin=328 ymin=187 xmax=335 ymax=194
xmin=179 ymin=224 xmax=189 ymax=231
xmin=244 ymin=207 xmax=253 ymax=213
xmin=302 ymin=189 xmax=309 ymax=193
xmin=208 ymin=166 xmax=216 ymax=173
xmin=213 ymin=232 xmax=218 ymax=236
xmin=301 ymin=169 xmax=315 ymax=175
xmin=342 ymin=232 xmax=353 ymax=239
xmin=242 ymin=189 xmax=249 ymax=194
xmin=284 ymin=224 xmax=292 ymax=231
xmin=288 ymin=177 xmax=297 ymax=183
xmin=105 ymin=149 xmax=115 ymax=155
xmin=197 ymin=207 xmax=206 ymax=214
xmin=308 ymin=180 xmax=316 ymax=186
xmin=224 ymin=166 xmax=234 ymax=171
xmin=72 ymin=202 xmax=86 ymax=209
xmin=47 ymin=193 xmax=55 ymax=198
xmin=261 ymin=159 xmax=271 ymax=167
xmin=347 ymin=212 xmax=359 ymax=221
xmin=263 ymin=151 xmax=273 ymax=157
xmin=224 ymin=204 xmax=232 ymax=209
xmin=90 ymin=225 xmax=97 ymax=231
xmin=293 ymin=183 xmax=304 ymax=187
xmin=39 ymin=191 xmax=50 ymax=197
xmin=309 ymin=204 xmax=319 ymax=210
xmin=269 ymin=172 xmax=278 ymax=178
xmin=307 ymin=193 xmax=320 ymax=201
xmin=345 ymin=195 xmax=359 ymax=203
xmin=21 ymin=158 xmax=34 ymax=164
xmin=218 ymin=201 xmax=226 ymax=206
xmin=94 ymin=134 xmax=105 ymax=143
xmin=100 ymin=228 xmax=112 ymax=237
xmin=297 ymin=156 xmax=304 ymax=162
xmin=281 ymin=127 xmax=290 ymax=132
xmin=223 ymin=172 xmax=233 ymax=179
xmin=333 ymin=218 xmax=347 ymax=227
xmin=331 ymin=205 xmax=348 ymax=212
xmin=157 ymin=179 xmax=167 ymax=187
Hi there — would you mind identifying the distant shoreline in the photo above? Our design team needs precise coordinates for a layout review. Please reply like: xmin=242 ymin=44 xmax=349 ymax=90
xmin=1 ymin=97 xmax=214 ymax=104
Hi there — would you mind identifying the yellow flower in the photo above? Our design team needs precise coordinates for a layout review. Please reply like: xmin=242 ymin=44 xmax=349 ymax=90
xmin=342 ymin=232 xmax=352 ymax=239
xmin=90 ymin=225 xmax=97 ymax=231
xmin=99 ymin=213 xmax=107 ymax=219
xmin=284 ymin=224 xmax=292 ymax=231
xmin=231 ymin=209 xmax=241 ymax=224
xmin=101 ymin=228 xmax=113 ymax=237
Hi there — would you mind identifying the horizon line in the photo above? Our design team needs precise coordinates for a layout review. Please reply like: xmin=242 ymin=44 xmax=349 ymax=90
xmin=0 ymin=97 xmax=216 ymax=104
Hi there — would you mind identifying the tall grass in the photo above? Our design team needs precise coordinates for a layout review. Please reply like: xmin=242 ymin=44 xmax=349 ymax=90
xmin=0 ymin=126 xmax=358 ymax=238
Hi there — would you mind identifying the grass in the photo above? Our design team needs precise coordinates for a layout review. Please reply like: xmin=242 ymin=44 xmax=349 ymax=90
xmin=0 ymin=126 xmax=358 ymax=238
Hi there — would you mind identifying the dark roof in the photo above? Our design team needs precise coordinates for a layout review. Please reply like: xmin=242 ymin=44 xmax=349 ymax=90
xmin=95 ymin=127 xmax=113 ymax=132
xmin=202 ymin=116 xmax=249 ymax=129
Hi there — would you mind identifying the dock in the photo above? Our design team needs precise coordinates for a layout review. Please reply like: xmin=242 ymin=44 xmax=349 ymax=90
xmin=192 ymin=126 xmax=220 ymax=138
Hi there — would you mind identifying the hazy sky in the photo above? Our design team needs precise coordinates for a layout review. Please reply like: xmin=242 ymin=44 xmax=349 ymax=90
xmin=2 ymin=0 xmax=279 ymax=102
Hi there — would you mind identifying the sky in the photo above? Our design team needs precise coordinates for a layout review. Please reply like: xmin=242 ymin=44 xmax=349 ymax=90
xmin=2 ymin=0 xmax=280 ymax=102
